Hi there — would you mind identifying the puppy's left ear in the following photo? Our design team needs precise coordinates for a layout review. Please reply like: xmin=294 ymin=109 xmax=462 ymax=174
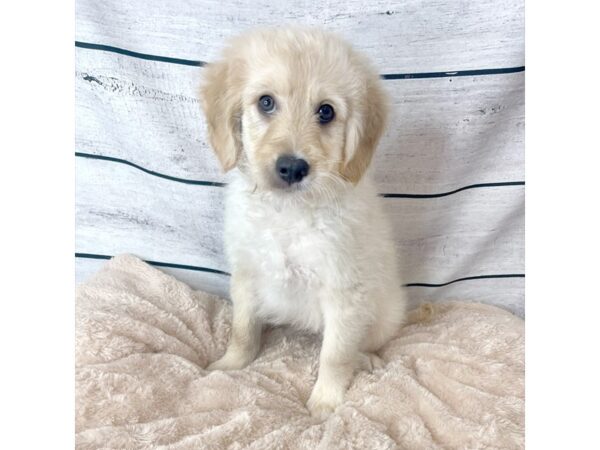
xmin=200 ymin=57 xmax=245 ymax=172
xmin=341 ymin=76 xmax=389 ymax=183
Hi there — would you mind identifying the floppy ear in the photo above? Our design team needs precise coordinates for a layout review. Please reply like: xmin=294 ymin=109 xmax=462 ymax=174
xmin=200 ymin=58 xmax=244 ymax=172
xmin=341 ymin=76 xmax=389 ymax=183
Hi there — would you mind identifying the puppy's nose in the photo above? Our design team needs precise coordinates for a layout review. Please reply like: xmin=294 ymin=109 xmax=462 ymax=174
xmin=275 ymin=155 xmax=310 ymax=185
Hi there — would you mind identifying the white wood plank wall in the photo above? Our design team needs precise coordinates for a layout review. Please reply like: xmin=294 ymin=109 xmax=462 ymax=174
xmin=75 ymin=0 xmax=525 ymax=316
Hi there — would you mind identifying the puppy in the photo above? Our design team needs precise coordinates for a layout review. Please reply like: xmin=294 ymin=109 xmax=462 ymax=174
xmin=200 ymin=28 xmax=406 ymax=419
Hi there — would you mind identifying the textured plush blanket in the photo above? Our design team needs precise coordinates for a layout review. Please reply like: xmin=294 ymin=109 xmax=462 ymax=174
xmin=75 ymin=255 xmax=524 ymax=449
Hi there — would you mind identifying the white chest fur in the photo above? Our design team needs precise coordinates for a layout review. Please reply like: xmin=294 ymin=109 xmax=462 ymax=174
xmin=223 ymin=172 xmax=394 ymax=333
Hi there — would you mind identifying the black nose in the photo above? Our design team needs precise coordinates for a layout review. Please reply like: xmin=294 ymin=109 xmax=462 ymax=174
xmin=275 ymin=155 xmax=310 ymax=185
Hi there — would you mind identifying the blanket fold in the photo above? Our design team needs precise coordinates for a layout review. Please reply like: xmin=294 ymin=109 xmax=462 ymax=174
xmin=76 ymin=254 xmax=524 ymax=449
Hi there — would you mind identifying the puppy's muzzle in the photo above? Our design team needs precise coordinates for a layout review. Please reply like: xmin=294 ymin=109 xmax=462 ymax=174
xmin=276 ymin=155 xmax=310 ymax=185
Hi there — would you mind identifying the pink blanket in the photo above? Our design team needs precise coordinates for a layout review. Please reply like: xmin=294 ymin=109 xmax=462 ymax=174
xmin=76 ymin=255 xmax=524 ymax=449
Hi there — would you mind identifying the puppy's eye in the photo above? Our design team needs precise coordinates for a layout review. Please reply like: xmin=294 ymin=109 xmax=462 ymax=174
xmin=258 ymin=95 xmax=276 ymax=114
xmin=317 ymin=104 xmax=335 ymax=124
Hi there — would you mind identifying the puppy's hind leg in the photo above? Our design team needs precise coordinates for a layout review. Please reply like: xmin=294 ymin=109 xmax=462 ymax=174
xmin=208 ymin=272 xmax=262 ymax=371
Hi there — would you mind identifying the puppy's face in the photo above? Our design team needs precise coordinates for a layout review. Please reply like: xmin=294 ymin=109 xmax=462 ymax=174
xmin=200 ymin=28 xmax=388 ymax=197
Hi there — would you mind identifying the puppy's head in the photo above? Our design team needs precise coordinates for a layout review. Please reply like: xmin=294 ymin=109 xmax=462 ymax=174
xmin=200 ymin=28 xmax=388 ymax=196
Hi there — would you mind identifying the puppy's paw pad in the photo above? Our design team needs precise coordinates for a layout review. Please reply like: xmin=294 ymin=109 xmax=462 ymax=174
xmin=308 ymin=401 xmax=336 ymax=420
xmin=307 ymin=387 xmax=343 ymax=420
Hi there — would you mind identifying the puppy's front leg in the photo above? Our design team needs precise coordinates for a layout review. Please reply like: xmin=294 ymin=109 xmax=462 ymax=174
xmin=208 ymin=272 xmax=262 ymax=371
xmin=307 ymin=291 xmax=367 ymax=419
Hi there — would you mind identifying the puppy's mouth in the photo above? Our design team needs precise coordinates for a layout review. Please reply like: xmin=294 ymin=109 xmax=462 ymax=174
xmin=268 ymin=176 xmax=310 ymax=193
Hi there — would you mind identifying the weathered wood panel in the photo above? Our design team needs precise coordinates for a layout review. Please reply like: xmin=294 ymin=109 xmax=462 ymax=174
xmin=75 ymin=0 xmax=525 ymax=316
xmin=75 ymin=256 xmax=230 ymax=298
xmin=76 ymin=157 xmax=523 ymax=306
xmin=76 ymin=0 xmax=524 ymax=73
xmin=76 ymin=158 xmax=227 ymax=271
xmin=75 ymin=255 xmax=524 ymax=317
xmin=75 ymin=48 xmax=524 ymax=194
xmin=413 ymin=276 xmax=525 ymax=318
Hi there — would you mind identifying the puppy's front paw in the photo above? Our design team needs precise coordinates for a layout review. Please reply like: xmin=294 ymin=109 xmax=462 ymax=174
xmin=307 ymin=384 xmax=344 ymax=420
xmin=207 ymin=350 xmax=253 ymax=371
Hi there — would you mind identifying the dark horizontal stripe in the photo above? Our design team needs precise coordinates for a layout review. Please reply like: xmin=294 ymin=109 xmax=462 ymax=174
xmin=75 ymin=252 xmax=231 ymax=276
xmin=75 ymin=152 xmax=226 ymax=187
xmin=76 ymin=152 xmax=524 ymax=198
xmin=75 ymin=41 xmax=204 ymax=67
xmin=75 ymin=41 xmax=524 ymax=80
xmin=76 ymin=253 xmax=523 ymax=288
xmin=381 ymin=66 xmax=525 ymax=79
xmin=380 ymin=182 xmax=525 ymax=198
xmin=405 ymin=273 xmax=525 ymax=288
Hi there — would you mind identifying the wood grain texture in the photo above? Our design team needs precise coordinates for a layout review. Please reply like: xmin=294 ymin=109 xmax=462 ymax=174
xmin=76 ymin=157 xmax=523 ymax=310
xmin=412 ymin=276 xmax=524 ymax=318
xmin=76 ymin=158 xmax=227 ymax=272
xmin=75 ymin=0 xmax=525 ymax=316
xmin=75 ymin=256 xmax=230 ymax=298
xmin=75 ymin=255 xmax=523 ymax=317
xmin=75 ymin=0 xmax=524 ymax=73
xmin=75 ymin=48 xmax=524 ymax=194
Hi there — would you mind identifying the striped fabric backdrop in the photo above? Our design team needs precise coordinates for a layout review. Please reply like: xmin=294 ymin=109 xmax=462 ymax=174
xmin=75 ymin=0 xmax=525 ymax=317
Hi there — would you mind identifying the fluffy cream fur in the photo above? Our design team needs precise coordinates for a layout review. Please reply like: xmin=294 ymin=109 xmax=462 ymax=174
xmin=200 ymin=28 xmax=407 ymax=418
xmin=75 ymin=255 xmax=525 ymax=449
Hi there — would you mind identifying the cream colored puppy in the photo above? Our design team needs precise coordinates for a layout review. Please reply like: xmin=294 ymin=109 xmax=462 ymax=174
xmin=200 ymin=28 xmax=406 ymax=419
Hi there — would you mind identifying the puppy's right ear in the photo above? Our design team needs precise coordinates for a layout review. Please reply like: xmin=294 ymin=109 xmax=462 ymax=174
xmin=200 ymin=58 xmax=244 ymax=172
